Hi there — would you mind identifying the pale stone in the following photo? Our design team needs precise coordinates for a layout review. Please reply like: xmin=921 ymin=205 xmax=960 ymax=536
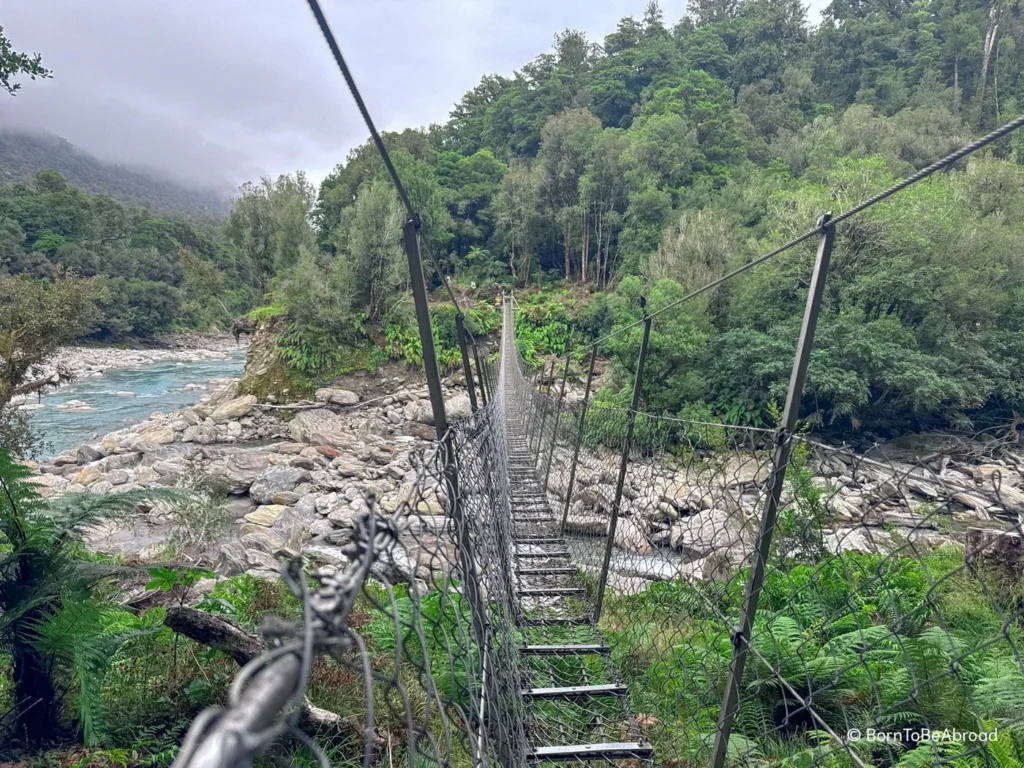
xmin=315 ymin=388 xmax=360 ymax=406
xmin=107 ymin=469 xmax=130 ymax=486
xmin=210 ymin=395 xmax=257 ymax=424
xmin=289 ymin=409 xmax=350 ymax=446
xmin=137 ymin=424 xmax=175 ymax=445
xmin=446 ymin=394 xmax=473 ymax=420
xmin=244 ymin=505 xmax=287 ymax=527
xmin=71 ymin=466 xmax=105 ymax=487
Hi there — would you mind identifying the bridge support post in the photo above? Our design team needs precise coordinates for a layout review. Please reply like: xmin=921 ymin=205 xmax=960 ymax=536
xmin=542 ymin=354 xmax=571 ymax=494
xmin=532 ymin=360 xmax=555 ymax=463
xmin=456 ymin=313 xmax=479 ymax=414
xmin=404 ymin=219 xmax=504 ymax=766
xmin=472 ymin=342 xmax=488 ymax=407
xmin=402 ymin=218 xmax=448 ymax=440
xmin=560 ymin=345 xmax=597 ymax=535
xmin=710 ymin=214 xmax=836 ymax=768
xmin=594 ymin=311 xmax=652 ymax=622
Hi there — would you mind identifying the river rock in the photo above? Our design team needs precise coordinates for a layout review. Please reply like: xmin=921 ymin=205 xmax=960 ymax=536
xmin=108 ymin=469 xmax=130 ymax=486
xmin=182 ymin=424 xmax=218 ymax=445
xmin=315 ymin=388 xmax=360 ymax=406
xmin=244 ymin=505 xmax=287 ymax=527
xmin=823 ymin=527 xmax=894 ymax=555
xmin=58 ymin=400 xmax=95 ymax=411
xmin=271 ymin=491 xmax=301 ymax=506
xmin=211 ymin=395 xmax=257 ymax=424
xmin=447 ymin=394 xmax=473 ymax=420
xmin=289 ymin=409 xmax=350 ymax=446
xmin=212 ymin=451 xmax=273 ymax=493
xmin=76 ymin=444 xmax=104 ymax=464
xmin=669 ymin=507 xmax=751 ymax=558
xmin=614 ymin=518 xmax=651 ymax=554
xmin=71 ymin=466 xmax=105 ymax=487
xmin=249 ymin=466 xmax=313 ymax=505
xmin=136 ymin=424 xmax=175 ymax=446
xmin=134 ymin=467 xmax=161 ymax=485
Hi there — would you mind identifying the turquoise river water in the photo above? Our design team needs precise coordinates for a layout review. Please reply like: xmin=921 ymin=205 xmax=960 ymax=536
xmin=28 ymin=355 xmax=246 ymax=456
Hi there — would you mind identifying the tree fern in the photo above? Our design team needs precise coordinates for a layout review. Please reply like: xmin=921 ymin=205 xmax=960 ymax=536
xmin=0 ymin=449 xmax=167 ymax=746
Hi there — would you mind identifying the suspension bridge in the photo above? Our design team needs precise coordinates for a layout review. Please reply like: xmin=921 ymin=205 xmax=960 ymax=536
xmin=169 ymin=3 xmax=1024 ymax=767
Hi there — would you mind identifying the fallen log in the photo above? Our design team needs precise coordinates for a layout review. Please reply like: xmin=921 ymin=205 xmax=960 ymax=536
xmin=164 ymin=606 xmax=377 ymax=742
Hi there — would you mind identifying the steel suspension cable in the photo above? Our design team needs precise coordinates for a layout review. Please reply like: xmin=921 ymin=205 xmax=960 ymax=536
xmin=304 ymin=0 xmax=463 ymax=314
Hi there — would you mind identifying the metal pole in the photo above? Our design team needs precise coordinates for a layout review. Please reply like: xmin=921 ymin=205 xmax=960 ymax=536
xmin=456 ymin=313 xmax=479 ymax=414
xmin=594 ymin=313 xmax=651 ymax=622
xmin=560 ymin=345 xmax=597 ymax=534
xmin=472 ymin=342 xmax=488 ymax=407
xmin=710 ymin=214 xmax=836 ymax=768
xmin=526 ymin=367 xmax=542 ymax=451
xmin=403 ymin=218 xmax=499 ymax=764
xmin=543 ymin=353 xmax=571 ymax=494
xmin=402 ymin=218 xmax=448 ymax=441
xmin=533 ymin=360 xmax=554 ymax=459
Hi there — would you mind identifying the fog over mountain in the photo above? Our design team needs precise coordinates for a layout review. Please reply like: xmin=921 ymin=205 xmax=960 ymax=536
xmin=0 ymin=0 xmax=729 ymax=193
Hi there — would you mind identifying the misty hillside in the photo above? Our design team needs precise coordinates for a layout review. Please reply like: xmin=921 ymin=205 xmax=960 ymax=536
xmin=0 ymin=130 xmax=230 ymax=216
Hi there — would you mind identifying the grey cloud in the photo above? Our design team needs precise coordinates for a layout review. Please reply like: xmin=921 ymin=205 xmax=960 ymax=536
xmin=0 ymin=0 xmax=746 ymax=194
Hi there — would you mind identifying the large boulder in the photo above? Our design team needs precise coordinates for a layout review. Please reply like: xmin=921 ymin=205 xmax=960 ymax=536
xmin=447 ymin=394 xmax=473 ymax=420
xmin=315 ymin=388 xmax=360 ymax=406
xmin=182 ymin=424 xmax=219 ymax=445
xmin=244 ymin=505 xmax=287 ymax=527
xmin=71 ymin=466 xmax=105 ymax=487
xmin=211 ymin=451 xmax=273 ymax=494
xmin=211 ymin=395 xmax=257 ymax=424
xmin=77 ymin=444 xmax=104 ymax=464
xmin=249 ymin=466 xmax=313 ymax=505
xmin=289 ymin=409 xmax=350 ymax=446
xmin=669 ymin=507 xmax=752 ymax=559
xmin=613 ymin=517 xmax=651 ymax=554
xmin=136 ymin=424 xmax=175 ymax=446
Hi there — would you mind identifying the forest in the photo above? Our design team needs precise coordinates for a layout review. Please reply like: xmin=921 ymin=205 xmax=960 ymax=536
xmin=223 ymin=0 xmax=1024 ymax=438
xmin=0 ymin=169 xmax=253 ymax=338
xmin=8 ymin=0 xmax=1024 ymax=438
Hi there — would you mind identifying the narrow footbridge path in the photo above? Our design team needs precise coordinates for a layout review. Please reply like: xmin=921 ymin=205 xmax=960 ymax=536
xmin=494 ymin=300 xmax=654 ymax=766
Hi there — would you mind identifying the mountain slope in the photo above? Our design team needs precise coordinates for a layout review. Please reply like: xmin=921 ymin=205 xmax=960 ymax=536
xmin=0 ymin=130 xmax=230 ymax=216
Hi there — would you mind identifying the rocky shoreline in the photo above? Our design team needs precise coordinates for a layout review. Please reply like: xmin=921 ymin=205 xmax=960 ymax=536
xmin=26 ymin=370 xmax=474 ymax=591
xmin=22 ymin=333 xmax=248 ymax=397
xmin=23 ymin=360 xmax=1024 ymax=597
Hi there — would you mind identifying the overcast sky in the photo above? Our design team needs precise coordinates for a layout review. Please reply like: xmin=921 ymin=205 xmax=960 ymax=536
xmin=1 ymin=1 xmax=825 ymax=196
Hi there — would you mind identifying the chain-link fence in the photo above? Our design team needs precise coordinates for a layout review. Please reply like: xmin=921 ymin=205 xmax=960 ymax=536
xmin=524 ymin=348 xmax=1024 ymax=767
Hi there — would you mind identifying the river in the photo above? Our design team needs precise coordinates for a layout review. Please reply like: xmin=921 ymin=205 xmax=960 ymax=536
xmin=27 ymin=354 xmax=247 ymax=456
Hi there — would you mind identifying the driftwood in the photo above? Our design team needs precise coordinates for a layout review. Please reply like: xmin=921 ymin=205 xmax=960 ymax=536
xmin=164 ymin=606 xmax=377 ymax=742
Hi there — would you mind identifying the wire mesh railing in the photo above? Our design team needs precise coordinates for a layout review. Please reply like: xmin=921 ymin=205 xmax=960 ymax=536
xmin=170 ymin=12 xmax=1024 ymax=760
xmin=515 ymin=313 xmax=1024 ymax=768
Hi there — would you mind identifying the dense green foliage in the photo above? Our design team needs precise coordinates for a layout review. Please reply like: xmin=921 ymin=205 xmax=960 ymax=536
xmin=220 ymin=0 xmax=1024 ymax=433
xmin=0 ymin=170 xmax=253 ymax=339
xmin=601 ymin=546 xmax=1024 ymax=767
xmin=0 ymin=451 xmax=165 ymax=748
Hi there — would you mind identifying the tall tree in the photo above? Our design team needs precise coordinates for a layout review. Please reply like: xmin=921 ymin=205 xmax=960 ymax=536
xmin=536 ymin=109 xmax=601 ymax=280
